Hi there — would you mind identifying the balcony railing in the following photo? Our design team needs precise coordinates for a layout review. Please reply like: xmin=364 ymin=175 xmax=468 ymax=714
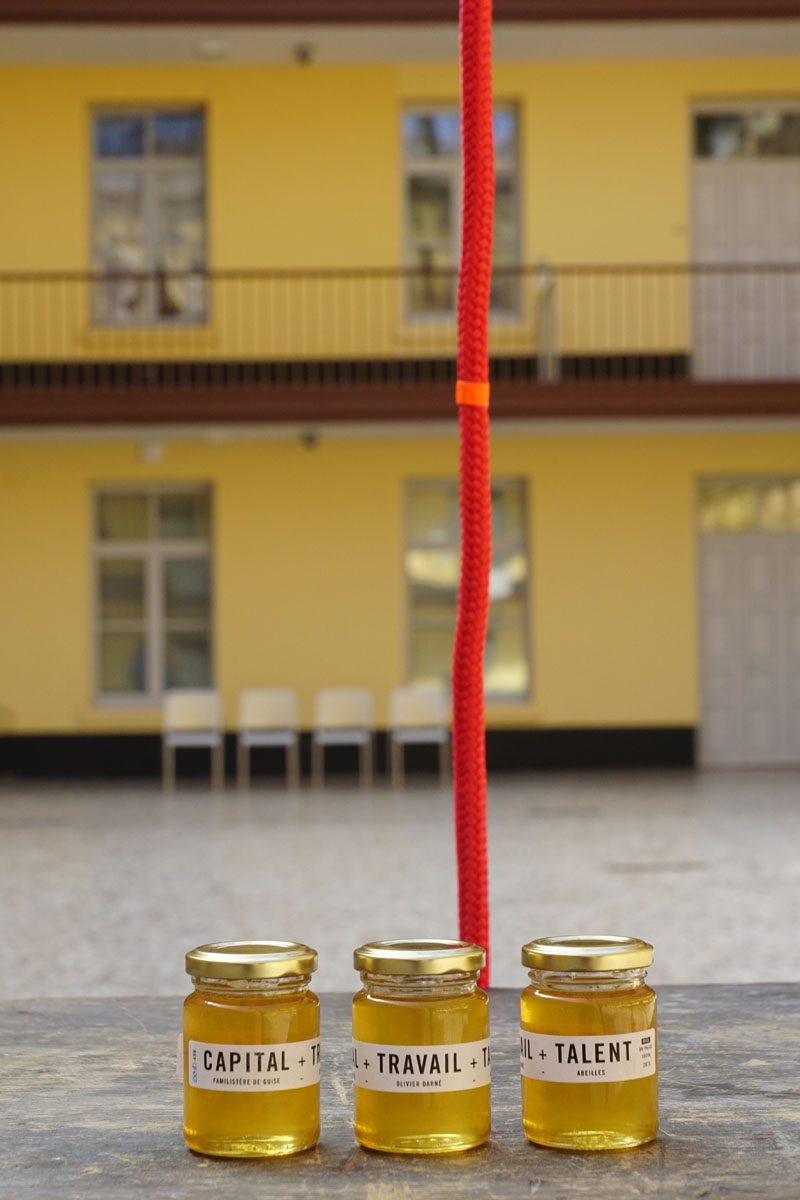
xmin=1 ymin=262 xmax=799 ymax=390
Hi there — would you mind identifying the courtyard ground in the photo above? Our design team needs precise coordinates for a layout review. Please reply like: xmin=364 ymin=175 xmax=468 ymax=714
xmin=1 ymin=768 xmax=797 ymax=997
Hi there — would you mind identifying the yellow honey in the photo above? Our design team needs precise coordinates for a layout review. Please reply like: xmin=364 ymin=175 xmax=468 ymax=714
xmin=183 ymin=941 xmax=319 ymax=1157
xmin=352 ymin=939 xmax=490 ymax=1154
xmin=520 ymin=935 xmax=658 ymax=1151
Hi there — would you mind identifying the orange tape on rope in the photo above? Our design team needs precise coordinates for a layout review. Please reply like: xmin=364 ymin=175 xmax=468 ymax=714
xmin=456 ymin=380 xmax=490 ymax=408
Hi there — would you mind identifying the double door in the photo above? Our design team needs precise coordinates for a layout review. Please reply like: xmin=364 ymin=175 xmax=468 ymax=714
xmin=692 ymin=159 xmax=800 ymax=379
xmin=699 ymin=530 xmax=800 ymax=766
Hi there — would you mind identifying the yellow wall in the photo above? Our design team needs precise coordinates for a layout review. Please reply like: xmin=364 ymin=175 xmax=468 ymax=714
xmin=1 ymin=57 xmax=800 ymax=360
xmin=3 ymin=423 xmax=800 ymax=735
xmin=2 ymin=55 xmax=800 ymax=271
xmin=0 ymin=62 xmax=400 ymax=274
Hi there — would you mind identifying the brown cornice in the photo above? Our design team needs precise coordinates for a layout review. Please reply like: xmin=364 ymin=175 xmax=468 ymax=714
xmin=3 ymin=1 xmax=800 ymax=24
xmin=4 ymin=381 xmax=800 ymax=427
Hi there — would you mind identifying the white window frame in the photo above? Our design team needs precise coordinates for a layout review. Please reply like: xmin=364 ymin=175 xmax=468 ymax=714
xmin=92 ymin=484 xmax=213 ymax=706
xmin=90 ymin=106 xmax=207 ymax=326
xmin=405 ymin=477 xmax=531 ymax=701
xmin=401 ymin=103 xmax=521 ymax=322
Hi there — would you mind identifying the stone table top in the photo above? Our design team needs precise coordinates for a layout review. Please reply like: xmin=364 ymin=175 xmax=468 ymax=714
xmin=1 ymin=985 xmax=798 ymax=1198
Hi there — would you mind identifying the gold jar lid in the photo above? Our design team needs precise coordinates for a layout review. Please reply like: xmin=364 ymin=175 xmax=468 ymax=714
xmin=521 ymin=935 xmax=653 ymax=972
xmin=186 ymin=941 xmax=318 ymax=980
xmin=354 ymin=938 xmax=485 ymax=975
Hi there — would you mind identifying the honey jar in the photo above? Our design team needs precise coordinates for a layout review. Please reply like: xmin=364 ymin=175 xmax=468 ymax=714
xmin=183 ymin=940 xmax=320 ymax=1156
xmin=352 ymin=938 xmax=490 ymax=1153
xmin=520 ymin=935 xmax=658 ymax=1150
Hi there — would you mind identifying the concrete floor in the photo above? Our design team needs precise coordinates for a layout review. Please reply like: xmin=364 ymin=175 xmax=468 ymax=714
xmin=1 ymin=769 xmax=798 ymax=998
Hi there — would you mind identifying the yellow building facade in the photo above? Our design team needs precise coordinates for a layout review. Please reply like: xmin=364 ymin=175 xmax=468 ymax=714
xmin=3 ymin=16 xmax=800 ymax=770
xmin=4 ymin=54 xmax=800 ymax=272
xmin=4 ymin=424 xmax=800 ymax=736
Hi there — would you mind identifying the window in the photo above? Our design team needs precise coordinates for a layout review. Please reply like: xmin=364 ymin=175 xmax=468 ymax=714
xmin=91 ymin=108 xmax=207 ymax=324
xmin=694 ymin=107 xmax=800 ymax=159
xmin=93 ymin=487 xmax=212 ymax=702
xmin=405 ymin=480 xmax=530 ymax=698
xmin=402 ymin=105 xmax=520 ymax=316
xmin=699 ymin=478 xmax=800 ymax=532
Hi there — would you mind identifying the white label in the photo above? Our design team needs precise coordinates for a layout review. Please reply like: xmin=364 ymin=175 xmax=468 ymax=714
xmin=188 ymin=1038 xmax=320 ymax=1092
xmin=352 ymin=1039 xmax=490 ymax=1093
xmin=520 ymin=1028 xmax=656 ymax=1083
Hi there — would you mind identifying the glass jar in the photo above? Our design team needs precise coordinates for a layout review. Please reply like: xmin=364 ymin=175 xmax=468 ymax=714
xmin=183 ymin=940 xmax=320 ymax=1157
xmin=520 ymin=935 xmax=658 ymax=1151
xmin=352 ymin=939 xmax=490 ymax=1154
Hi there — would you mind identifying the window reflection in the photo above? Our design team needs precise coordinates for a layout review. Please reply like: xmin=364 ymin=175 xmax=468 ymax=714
xmin=164 ymin=558 xmax=211 ymax=620
xmin=99 ymin=559 xmax=145 ymax=620
xmin=409 ymin=627 xmax=454 ymax=691
xmin=490 ymin=552 xmax=528 ymax=603
xmin=403 ymin=112 xmax=460 ymax=159
xmin=159 ymin=492 xmax=211 ymax=539
xmin=92 ymin=108 xmax=206 ymax=324
xmin=699 ymin=479 xmax=800 ymax=532
xmin=407 ymin=486 xmax=459 ymax=546
xmin=95 ymin=115 xmax=144 ymax=158
xmin=97 ymin=494 xmax=148 ymax=540
xmin=485 ymin=625 xmax=529 ymax=696
xmin=695 ymin=110 xmax=800 ymax=159
xmin=95 ymin=488 xmax=212 ymax=700
xmin=406 ymin=480 xmax=530 ymax=697
xmin=406 ymin=548 xmax=459 ymax=588
xmin=166 ymin=632 xmax=212 ymax=688
xmin=100 ymin=631 xmax=146 ymax=694
xmin=153 ymin=110 xmax=204 ymax=157
xmin=404 ymin=104 xmax=519 ymax=317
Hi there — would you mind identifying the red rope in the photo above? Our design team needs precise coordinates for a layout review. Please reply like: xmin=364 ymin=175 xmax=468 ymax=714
xmin=453 ymin=0 xmax=493 ymax=986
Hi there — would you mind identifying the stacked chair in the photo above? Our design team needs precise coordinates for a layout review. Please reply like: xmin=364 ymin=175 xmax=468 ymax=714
xmin=161 ymin=683 xmax=451 ymax=789
xmin=162 ymin=689 xmax=224 ymax=791
xmin=311 ymin=687 xmax=375 ymax=789
xmin=387 ymin=684 xmax=450 ymax=789
xmin=236 ymin=687 xmax=300 ymax=790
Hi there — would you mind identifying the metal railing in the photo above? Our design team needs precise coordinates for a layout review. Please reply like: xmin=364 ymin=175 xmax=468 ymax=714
xmin=1 ymin=262 xmax=799 ymax=389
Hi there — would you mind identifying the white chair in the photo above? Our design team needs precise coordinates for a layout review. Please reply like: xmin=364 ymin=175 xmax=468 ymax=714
xmin=388 ymin=685 xmax=450 ymax=788
xmin=237 ymin=688 xmax=300 ymax=790
xmin=162 ymin=689 xmax=224 ymax=791
xmin=311 ymin=687 xmax=374 ymax=789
